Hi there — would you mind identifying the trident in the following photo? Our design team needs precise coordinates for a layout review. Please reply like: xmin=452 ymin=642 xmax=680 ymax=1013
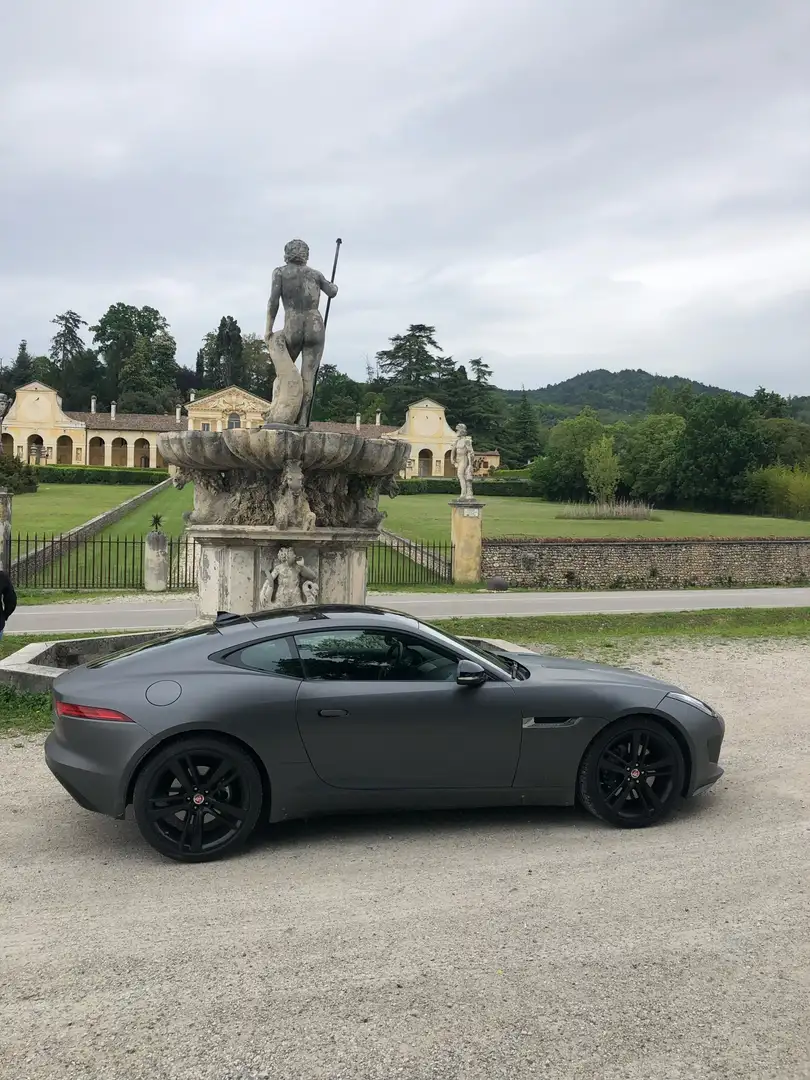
xmin=305 ymin=237 xmax=342 ymax=426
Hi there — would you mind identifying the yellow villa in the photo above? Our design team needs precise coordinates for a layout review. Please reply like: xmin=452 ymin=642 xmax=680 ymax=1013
xmin=1 ymin=383 xmax=499 ymax=478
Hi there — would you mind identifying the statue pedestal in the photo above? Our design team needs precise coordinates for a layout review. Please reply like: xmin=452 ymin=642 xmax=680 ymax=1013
xmin=187 ymin=525 xmax=378 ymax=619
xmin=449 ymin=499 xmax=484 ymax=585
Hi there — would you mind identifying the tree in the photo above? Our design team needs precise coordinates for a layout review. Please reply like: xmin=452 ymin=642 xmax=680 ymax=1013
xmin=530 ymin=408 xmax=604 ymax=501
xmin=648 ymin=381 xmax=696 ymax=418
xmin=468 ymin=357 xmax=493 ymax=384
xmin=620 ymin=413 xmax=686 ymax=504
xmin=49 ymin=311 xmax=87 ymax=374
xmin=755 ymin=417 xmax=810 ymax=468
xmin=505 ymin=390 xmax=543 ymax=466
xmin=241 ymin=333 xmax=271 ymax=397
xmin=151 ymin=330 xmax=178 ymax=389
xmin=118 ymin=334 xmax=159 ymax=401
xmin=90 ymin=303 xmax=168 ymax=399
xmin=9 ymin=340 xmax=35 ymax=387
xmin=310 ymin=363 xmax=363 ymax=422
xmin=214 ymin=316 xmax=244 ymax=387
xmin=677 ymin=394 xmax=771 ymax=509
xmin=376 ymin=324 xmax=441 ymax=385
xmin=584 ymin=434 xmax=621 ymax=502
xmin=61 ymin=348 xmax=104 ymax=411
xmin=751 ymin=386 xmax=789 ymax=419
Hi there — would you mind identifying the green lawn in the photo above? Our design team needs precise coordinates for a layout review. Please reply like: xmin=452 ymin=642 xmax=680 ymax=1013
xmin=98 ymin=482 xmax=194 ymax=539
xmin=384 ymin=495 xmax=810 ymax=542
xmin=10 ymin=485 xmax=155 ymax=537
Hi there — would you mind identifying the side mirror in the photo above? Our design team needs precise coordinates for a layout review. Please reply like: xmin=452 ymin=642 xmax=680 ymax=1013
xmin=456 ymin=659 xmax=487 ymax=687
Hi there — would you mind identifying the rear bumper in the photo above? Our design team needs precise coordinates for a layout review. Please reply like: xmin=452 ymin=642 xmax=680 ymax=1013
xmin=44 ymin=718 xmax=152 ymax=819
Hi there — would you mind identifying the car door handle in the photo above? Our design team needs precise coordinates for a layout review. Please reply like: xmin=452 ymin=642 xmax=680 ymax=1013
xmin=318 ymin=709 xmax=348 ymax=717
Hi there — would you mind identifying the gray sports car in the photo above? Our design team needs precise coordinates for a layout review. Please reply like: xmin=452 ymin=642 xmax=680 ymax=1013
xmin=45 ymin=605 xmax=725 ymax=862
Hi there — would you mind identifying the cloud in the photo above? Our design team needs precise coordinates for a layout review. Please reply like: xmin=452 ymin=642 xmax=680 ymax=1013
xmin=1 ymin=0 xmax=809 ymax=395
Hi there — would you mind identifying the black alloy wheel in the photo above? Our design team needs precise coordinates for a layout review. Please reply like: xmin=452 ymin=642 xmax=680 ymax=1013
xmin=578 ymin=718 xmax=686 ymax=828
xmin=133 ymin=737 xmax=263 ymax=862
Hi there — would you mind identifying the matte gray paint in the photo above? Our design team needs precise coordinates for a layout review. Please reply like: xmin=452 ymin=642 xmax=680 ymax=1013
xmin=44 ymin=608 xmax=724 ymax=828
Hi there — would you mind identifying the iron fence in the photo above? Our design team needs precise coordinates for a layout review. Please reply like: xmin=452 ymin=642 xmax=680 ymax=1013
xmin=8 ymin=533 xmax=452 ymax=590
xmin=368 ymin=536 xmax=453 ymax=586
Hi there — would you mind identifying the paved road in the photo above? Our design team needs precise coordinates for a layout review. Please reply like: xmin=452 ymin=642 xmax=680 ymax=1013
xmin=8 ymin=585 xmax=810 ymax=634
xmin=2 ymin=643 xmax=808 ymax=1079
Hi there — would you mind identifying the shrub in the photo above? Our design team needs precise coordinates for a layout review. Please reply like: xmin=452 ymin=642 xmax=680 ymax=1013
xmin=555 ymin=499 xmax=657 ymax=521
xmin=397 ymin=478 xmax=539 ymax=498
xmin=492 ymin=467 xmax=531 ymax=479
xmin=0 ymin=453 xmax=38 ymax=494
xmin=747 ymin=466 xmax=810 ymax=519
xmin=34 ymin=465 xmax=168 ymax=485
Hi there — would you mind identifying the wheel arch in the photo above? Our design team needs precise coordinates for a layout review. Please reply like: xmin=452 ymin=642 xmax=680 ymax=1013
xmin=580 ymin=711 xmax=694 ymax=797
xmin=124 ymin=729 xmax=273 ymax=813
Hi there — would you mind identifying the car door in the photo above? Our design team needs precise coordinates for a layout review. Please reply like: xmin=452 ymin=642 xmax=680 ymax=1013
xmin=293 ymin=627 xmax=522 ymax=789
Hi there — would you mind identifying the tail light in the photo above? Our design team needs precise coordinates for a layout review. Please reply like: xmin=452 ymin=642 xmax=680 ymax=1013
xmin=55 ymin=701 xmax=134 ymax=723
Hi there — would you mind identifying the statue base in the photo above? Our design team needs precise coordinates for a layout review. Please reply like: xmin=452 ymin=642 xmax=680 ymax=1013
xmin=187 ymin=525 xmax=378 ymax=619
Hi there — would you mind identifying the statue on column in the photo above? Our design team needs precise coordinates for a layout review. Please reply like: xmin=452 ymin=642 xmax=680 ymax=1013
xmin=264 ymin=239 xmax=339 ymax=428
xmin=451 ymin=423 xmax=475 ymax=501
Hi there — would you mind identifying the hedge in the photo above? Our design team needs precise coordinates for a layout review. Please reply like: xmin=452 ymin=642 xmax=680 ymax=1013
xmin=398 ymin=478 xmax=539 ymax=497
xmin=34 ymin=465 xmax=169 ymax=485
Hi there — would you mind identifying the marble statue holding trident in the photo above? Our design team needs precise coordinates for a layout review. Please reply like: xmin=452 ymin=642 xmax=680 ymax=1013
xmin=264 ymin=239 xmax=340 ymax=428
xmin=450 ymin=423 xmax=475 ymax=501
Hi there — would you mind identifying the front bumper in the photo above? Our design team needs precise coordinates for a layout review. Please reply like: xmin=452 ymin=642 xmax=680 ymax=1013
xmin=44 ymin=714 xmax=153 ymax=819
xmin=657 ymin=695 xmax=726 ymax=797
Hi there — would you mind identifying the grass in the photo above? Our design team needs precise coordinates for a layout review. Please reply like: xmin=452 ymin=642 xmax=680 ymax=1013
xmin=555 ymin=499 xmax=655 ymax=521
xmin=0 ymin=631 xmax=123 ymax=737
xmin=3 ymin=609 xmax=809 ymax=737
xmin=97 ymin=482 xmax=194 ymax=539
xmin=10 ymin=485 xmax=155 ymax=536
xmin=384 ymin=495 xmax=810 ymax=542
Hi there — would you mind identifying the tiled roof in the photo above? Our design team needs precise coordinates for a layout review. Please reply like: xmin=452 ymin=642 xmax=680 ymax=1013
xmin=66 ymin=412 xmax=185 ymax=432
xmin=311 ymin=421 xmax=400 ymax=438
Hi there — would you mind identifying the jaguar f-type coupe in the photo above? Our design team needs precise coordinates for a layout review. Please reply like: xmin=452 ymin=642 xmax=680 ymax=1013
xmin=45 ymin=606 xmax=725 ymax=861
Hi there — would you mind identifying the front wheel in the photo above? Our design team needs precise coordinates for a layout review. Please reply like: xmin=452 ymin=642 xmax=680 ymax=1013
xmin=133 ymin=736 xmax=264 ymax=862
xmin=578 ymin=719 xmax=686 ymax=829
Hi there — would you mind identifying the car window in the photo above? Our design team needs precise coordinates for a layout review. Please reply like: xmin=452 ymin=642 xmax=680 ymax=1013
xmin=225 ymin=636 xmax=303 ymax=679
xmin=294 ymin=629 xmax=459 ymax=682
xmin=87 ymin=626 xmax=222 ymax=667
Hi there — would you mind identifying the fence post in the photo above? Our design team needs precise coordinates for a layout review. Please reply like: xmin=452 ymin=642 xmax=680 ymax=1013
xmin=0 ymin=489 xmax=11 ymax=571
xmin=449 ymin=499 xmax=484 ymax=585
xmin=144 ymin=531 xmax=168 ymax=592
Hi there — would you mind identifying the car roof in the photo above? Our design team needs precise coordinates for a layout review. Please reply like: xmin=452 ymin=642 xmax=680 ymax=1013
xmin=212 ymin=605 xmax=421 ymax=642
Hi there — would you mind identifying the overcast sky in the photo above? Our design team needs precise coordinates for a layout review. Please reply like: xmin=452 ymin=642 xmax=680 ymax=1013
xmin=1 ymin=0 xmax=809 ymax=394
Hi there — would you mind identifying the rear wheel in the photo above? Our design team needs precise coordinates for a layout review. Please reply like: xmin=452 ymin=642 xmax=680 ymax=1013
xmin=133 ymin=737 xmax=263 ymax=862
xmin=578 ymin=719 xmax=686 ymax=829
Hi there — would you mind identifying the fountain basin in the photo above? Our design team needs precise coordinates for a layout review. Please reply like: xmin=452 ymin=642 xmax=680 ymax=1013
xmin=158 ymin=428 xmax=408 ymax=476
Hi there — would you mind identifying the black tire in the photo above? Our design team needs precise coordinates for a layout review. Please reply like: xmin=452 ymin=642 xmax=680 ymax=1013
xmin=578 ymin=718 xmax=686 ymax=829
xmin=133 ymin=736 xmax=264 ymax=862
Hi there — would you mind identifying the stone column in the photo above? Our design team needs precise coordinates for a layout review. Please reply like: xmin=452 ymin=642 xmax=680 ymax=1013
xmin=149 ymin=442 xmax=158 ymax=468
xmin=0 ymin=489 xmax=11 ymax=571
xmin=144 ymin=532 xmax=168 ymax=592
xmin=450 ymin=499 xmax=484 ymax=585
xmin=103 ymin=440 xmax=112 ymax=467
xmin=126 ymin=442 xmax=135 ymax=468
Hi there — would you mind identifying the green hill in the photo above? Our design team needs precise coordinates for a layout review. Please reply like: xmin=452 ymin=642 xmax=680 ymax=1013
xmin=498 ymin=368 xmax=744 ymax=417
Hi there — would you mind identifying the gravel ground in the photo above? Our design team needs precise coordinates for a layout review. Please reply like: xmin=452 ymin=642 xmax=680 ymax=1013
xmin=1 ymin=641 xmax=809 ymax=1080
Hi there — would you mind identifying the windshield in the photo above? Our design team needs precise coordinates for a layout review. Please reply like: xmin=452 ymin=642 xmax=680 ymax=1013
xmin=418 ymin=620 xmax=516 ymax=675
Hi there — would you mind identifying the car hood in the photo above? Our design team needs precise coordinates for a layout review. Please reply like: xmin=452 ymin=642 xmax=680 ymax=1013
xmin=507 ymin=651 xmax=681 ymax=693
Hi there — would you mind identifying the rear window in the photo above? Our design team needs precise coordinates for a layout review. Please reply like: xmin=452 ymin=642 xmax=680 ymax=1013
xmin=87 ymin=627 xmax=221 ymax=668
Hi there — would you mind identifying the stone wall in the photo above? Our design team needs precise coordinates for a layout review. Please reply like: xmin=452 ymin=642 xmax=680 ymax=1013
xmin=481 ymin=537 xmax=810 ymax=589
xmin=10 ymin=478 xmax=172 ymax=580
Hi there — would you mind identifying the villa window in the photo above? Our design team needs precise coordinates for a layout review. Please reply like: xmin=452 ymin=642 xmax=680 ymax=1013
xmin=227 ymin=413 xmax=241 ymax=429
xmin=201 ymin=422 xmax=211 ymax=432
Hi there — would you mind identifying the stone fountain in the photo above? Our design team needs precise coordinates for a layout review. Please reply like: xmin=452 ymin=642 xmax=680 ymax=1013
xmin=158 ymin=240 xmax=409 ymax=618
